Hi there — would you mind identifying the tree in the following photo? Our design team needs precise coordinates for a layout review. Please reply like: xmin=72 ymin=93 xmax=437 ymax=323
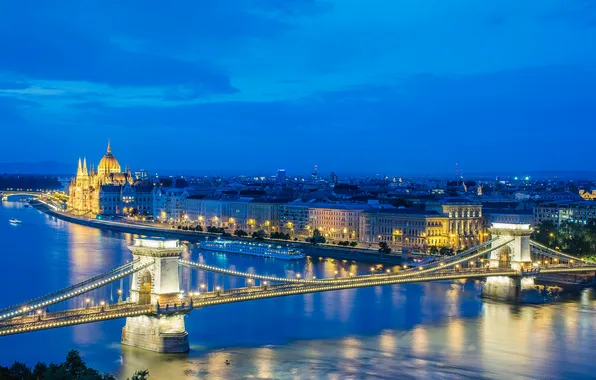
xmin=531 ymin=221 xmax=558 ymax=248
xmin=194 ymin=225 xmax=203 ymax=232
xmin=309 ymin=229 xmax=326 ymax=245
xmin=64 ymin=350 xmax=87 ymax=379
xmin=378 ymin=241 xmax=392 ymax=254
xmin=130 ymin=370 xmax=150 ymax=380
xmin=234 ymin=229 xmax=248 ymax=237
xmin=429 ymin=246 xmax=439 ymax=255
xmin=349 ymin=241 xmax=358 ymax=247
xmin=252 ymin=230 xmax=266 ymax=240
xmin=439 ymin=246 xmax=454 ymax=256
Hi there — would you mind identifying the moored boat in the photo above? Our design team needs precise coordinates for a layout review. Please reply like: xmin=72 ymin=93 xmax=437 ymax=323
xmin=200 ymin=238 xmax=305 ymax=260
xmin=9 ymin=218 xmax=22 ymax=224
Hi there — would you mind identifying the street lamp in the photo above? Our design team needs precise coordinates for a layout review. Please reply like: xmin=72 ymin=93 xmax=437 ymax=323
xmin=296 ymin=273 xmax=301 ymax=279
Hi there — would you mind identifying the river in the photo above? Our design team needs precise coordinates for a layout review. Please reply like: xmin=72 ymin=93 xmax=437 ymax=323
xmin=1 ymin=200 xmax=596 ymax=379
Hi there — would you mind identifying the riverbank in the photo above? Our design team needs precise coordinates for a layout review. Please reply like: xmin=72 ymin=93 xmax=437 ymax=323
xmin=30 ymin=200 xmax=403 ymax=265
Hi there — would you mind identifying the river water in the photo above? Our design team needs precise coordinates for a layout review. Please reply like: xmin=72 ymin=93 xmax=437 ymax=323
xmin=1 ymin=200 xmax=596 ymax=379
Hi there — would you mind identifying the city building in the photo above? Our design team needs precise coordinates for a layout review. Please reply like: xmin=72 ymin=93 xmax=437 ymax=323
xmin=359 ymin=198 xmax=487 ymax=251
xmin=330 ymin=172 xmax=338 ymax=184
xmin=68 ymin=142 xmax=141 ymax=216
xmin=277 ymin=169 xmax=286 ymax=182
xmin=534 ymin=200 xmax=596 ymax=226
xmin=358 ymin=208 xmax=448 ymax=249
xmin=483 ymin=209 xmax=533 ymax=225
xmin=153 ymin=187 xmax=190 ymax=223
xmin=579 ymin=189 xmax=596 ymax=200
xmin=308 ymin=203 xmax=369 ymax=242
xmin=280 ymin=203 xmax=310 ymax=238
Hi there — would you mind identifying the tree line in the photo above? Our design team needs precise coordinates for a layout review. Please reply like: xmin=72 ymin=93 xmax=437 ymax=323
xmin=0 ymin=350 xmax=148 ymax=380
xmin=531 ymin=220 xmax=596 ymax=260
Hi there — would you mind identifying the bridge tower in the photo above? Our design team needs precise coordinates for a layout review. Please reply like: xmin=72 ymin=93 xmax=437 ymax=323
xmin=482 ymin=223 xmax=541 ymax=302
xmin=487 ymin=223 xmax=533 ymax=269
xmin=121 ymin=237 xmax=189 ymax=353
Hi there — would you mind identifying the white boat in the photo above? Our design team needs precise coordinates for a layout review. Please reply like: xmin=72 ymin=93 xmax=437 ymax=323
xmin=200 ymin=238 xmax=305 ymax=260
xmin=9 ymin=218 xmax=22 ymax=224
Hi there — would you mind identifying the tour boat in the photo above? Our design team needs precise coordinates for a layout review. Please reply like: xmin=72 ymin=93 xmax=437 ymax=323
xmin=9 ymin=218 xmax=22 ymax=224
xmin=200 ymin=238 xmax=305 ymax=260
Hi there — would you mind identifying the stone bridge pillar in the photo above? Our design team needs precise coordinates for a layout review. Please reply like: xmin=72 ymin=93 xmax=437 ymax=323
xmin=121 ymin=237 xmax=189 ymax=353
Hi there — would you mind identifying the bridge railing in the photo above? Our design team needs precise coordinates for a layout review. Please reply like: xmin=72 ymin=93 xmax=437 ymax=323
xmin=0 ymin=259 xmax=141 ymax=315
xmin=529 ymin=241 xmax=591 ymax=264
xmin=0 ymin=260 xmax=153 ymax=321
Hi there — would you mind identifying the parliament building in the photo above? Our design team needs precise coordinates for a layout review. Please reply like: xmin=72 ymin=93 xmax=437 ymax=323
xmin=68 ymin=142 xmax=153 ymax=217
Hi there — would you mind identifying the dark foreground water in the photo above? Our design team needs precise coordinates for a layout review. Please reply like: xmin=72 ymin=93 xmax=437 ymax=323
xmin=1 ymin=201 xmax=596 ymax=379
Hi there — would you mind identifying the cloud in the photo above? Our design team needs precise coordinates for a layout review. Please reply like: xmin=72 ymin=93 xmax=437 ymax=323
xmin=49 ymin=65 xmax=594 ymax=174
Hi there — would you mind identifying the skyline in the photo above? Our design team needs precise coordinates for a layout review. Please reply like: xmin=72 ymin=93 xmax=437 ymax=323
xmin=1 ymin=1 xmax=596 ymax=174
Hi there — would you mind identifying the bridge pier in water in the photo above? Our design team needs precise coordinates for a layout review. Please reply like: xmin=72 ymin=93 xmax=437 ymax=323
xmin=121 ymin=238 xmax=190 ymax=353
xmin=481 ymin=223 xmax=542 ymax=302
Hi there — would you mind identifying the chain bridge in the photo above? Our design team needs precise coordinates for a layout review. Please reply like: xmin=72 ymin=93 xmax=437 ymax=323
xmin=1 ymin=223 xmax=594 ymax=353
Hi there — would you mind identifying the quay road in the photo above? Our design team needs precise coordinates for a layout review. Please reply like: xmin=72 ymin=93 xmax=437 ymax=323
xmin=30 ymin=199 xmax=404 ymax=265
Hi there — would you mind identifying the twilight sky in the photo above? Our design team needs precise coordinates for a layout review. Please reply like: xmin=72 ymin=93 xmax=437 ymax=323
xmin=1 ymin=1 xmax=595 ymax=176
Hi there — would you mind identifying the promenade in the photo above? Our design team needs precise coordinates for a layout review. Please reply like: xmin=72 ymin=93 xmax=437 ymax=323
xmin=30 ymin=199 xmax=404 ymax=265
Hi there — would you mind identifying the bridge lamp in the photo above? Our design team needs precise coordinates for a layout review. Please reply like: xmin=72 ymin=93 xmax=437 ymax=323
xmin=386 ymin=269 xmax=391 ymax=274
xmin=296 ymin=274 xmax=301 ymax=279
xmin=36 ymin=310 xmax=42 ymax=315
xmin=216 ymin=286 xmax=221 ymax=291
xmin=117 ymin=289 xmax=122 ymax=295
xmin=570 ymin=260 xmax=574 ymax=264
xmin=455 ymin=264 xmax=460 ymax=269
xmin=100 ymin=301 xmax=105 ymax=306
xmin=439 ymin=263 xmax=444 ymax=267
xmin=313 ymin=275 xmax=317 ymax=279
xmin=349 ymin=272 xmax=354 ymax=277
xmin=200 ymin=284 xmax=206 ymax=290
xmin=403 ymin=265 xmax=408 ymax=269
xmin=418 ymin=266 xmax=424 ymax=271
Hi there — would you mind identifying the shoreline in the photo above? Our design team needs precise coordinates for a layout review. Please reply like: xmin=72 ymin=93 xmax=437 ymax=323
xmin=30 ymin=200 xmax=404 ymax=265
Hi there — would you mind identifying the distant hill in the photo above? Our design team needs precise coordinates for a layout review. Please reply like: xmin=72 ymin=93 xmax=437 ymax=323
xmin=0 ymin=161 xmax=72 ymax=175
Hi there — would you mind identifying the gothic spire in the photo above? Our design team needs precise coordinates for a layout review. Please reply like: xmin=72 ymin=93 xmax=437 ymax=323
xmin=77 ymin=157 xmax=82 ymax=176
xmin=107 ymin=139 xmax=112 ymax=154
xmin=83 ymin=157 xmax=88 ymax=176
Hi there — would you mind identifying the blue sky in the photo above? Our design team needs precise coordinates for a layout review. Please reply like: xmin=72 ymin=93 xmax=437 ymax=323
xmin=1 ymin=0 xmax=595 ymax=176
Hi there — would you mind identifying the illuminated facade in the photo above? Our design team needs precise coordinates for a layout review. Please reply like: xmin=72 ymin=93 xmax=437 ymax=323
xmin=68 ymin=142 xmax=139 ymax=216
xmin=359 ymin=198 xmax=487 ymax=250
xmin=579 ymin=189 xmax=596 ymax=200
xmin=308 ymin=204 xmax=366 ymax=241
xmin=358 ymin=210 xmax=449 ymax=249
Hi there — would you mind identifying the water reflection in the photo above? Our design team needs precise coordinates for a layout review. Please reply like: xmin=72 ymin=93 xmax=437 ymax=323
xmin=2 ymin=203 xmax=596 ymax=379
